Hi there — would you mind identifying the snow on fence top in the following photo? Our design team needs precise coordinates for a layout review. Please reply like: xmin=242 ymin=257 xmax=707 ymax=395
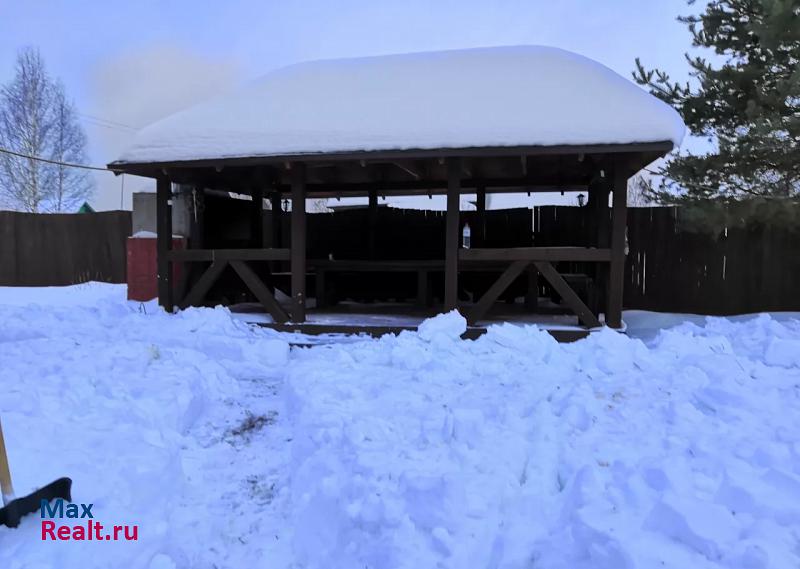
xmin=115 ymin=46 xmax=686 ymax=165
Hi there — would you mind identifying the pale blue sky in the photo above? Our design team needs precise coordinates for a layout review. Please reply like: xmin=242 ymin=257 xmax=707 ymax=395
xmin=1 ymin=0 xmax=699 ymax=209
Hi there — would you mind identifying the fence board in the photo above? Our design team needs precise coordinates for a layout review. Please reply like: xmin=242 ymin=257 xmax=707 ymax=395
xmin=0 ymin=210 xmax=131 ymax=286
xmin=623 ymin=205 xmax=800 ymax=315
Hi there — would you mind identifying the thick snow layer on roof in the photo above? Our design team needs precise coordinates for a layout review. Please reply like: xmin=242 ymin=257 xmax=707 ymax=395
xmin=116 ymin=46 xmax=686 ymax=164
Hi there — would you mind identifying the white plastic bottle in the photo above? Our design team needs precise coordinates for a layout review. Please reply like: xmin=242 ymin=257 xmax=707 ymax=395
xmin=462 ymin=223 xmax=471 ymax=249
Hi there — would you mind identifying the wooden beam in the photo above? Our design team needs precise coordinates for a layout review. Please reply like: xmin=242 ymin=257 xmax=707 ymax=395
xmin=291 ymin=163 xmax=307 ymax=322
xmin=281 ymin=179 xmax=588 ymax=195
xmin=255 ymin=322 xmax=590 ymax=343
xmin=468 ymin=260 xmax=530 ymax=324
xmin=110 ymin=141 xmax=675 ymax=173
xmin=156 ymin=176 xmax=173 ymax=312
xmin=534 ymin=261 xmax=601 ymax=328
xmin=607 ymin=162 xmax=629 ymax=328
xmin=168 ymin=248 xmax=291 ymax=262
xmin=229 ymin=260 xmax=290 ymax=323
xmin=460 ymin=247 xmax=611 ymax=262
xmin=179 ymin=260 xmax=228 ymax=309
xmin=390 ymin=160 xmax=423 ymax=179
xmin=445 ymin=158 xmax=461 ymax=311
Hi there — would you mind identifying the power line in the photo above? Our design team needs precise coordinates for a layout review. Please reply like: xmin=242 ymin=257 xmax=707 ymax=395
xmin=0 ymin=146 xmax=121 ymax=173
xmin=77 ymin=112 xmax=138 ymax=133
xmin=78 ymin=112 xmax=136 ymax=130
xmin=79 ymin=117 xmax=136 ymax=133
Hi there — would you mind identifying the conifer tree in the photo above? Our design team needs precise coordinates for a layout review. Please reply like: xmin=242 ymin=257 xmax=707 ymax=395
xmin=634 ymin=0 xmax=800 ymax=202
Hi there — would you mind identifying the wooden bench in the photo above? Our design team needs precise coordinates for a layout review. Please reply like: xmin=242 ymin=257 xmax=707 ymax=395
xmin=306 ymin=259 xmax=542 ymax=309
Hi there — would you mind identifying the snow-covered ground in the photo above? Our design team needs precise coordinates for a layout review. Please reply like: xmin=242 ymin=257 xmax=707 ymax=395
xmin=1 ymin=283 xmax=799 ymax=568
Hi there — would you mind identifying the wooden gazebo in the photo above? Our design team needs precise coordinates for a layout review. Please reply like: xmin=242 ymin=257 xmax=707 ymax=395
xmin=110 ymin=46 xmax=684 ymax=339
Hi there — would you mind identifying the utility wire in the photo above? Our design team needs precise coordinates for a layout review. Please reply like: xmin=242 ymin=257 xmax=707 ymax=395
xmin=78 ymin=112 xmax=136 ymax=130
xmin=79 ymin=117 xmax=136 ymax=132
xmin=78 ymin=112 xmax=138 ymax=132
xmin=0 ymin=146 xmax=121 ymax=172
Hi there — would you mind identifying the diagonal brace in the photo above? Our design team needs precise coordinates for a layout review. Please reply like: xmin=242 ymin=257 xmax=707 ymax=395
xmin=534 ymin=261 xmax=602 ymax=328
xmin=467 ymin=260 xmax=530 ymax=324
xmin=179 ymin=260 xmax=228 ymax=309
xmin=230 ymin=260 xmax=290 ymax=323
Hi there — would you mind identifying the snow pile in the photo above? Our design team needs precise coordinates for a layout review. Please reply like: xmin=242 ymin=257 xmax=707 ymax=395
xmin=286 ymin=313 xmax=800 ymax=568
xmin=0 ymin=287 xmax=292 ymax=568
xmin=2 ymin=284 xmax=800 ymax=568
xmin=115 ymin=46 xmax=685 ymax=164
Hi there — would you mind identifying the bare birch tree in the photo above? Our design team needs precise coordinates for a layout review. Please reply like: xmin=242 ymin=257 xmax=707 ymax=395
xmin=0 ymin=47 xmax=93 ymax=212
xmin=48 ymin=82 xmax=92 ymax=212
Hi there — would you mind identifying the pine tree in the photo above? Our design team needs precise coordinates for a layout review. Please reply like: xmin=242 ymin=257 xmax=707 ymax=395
xmin=633 ymin=0 xmax=800 ymax=202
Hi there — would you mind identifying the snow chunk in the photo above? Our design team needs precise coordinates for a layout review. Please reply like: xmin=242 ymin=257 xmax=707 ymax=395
xmin=643 ymin=494 xmax=740 ymax=561
xmin=115 ymin=46 xmax=685 ymax=165
xmin=417 ymin=310 xmax=467 ymax=342
xmin=764 ymin=337 xmax=800 ymax=367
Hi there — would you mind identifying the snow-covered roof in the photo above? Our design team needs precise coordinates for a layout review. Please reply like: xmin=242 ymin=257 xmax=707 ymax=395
xmin=114 ymin=46 xmax=685 ymax=165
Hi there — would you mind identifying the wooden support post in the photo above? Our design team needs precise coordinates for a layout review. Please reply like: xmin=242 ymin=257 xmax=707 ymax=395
xmin=188 ymin=187 xmax=205 ymax=250
xmin=589 ymin=171 xmax=611 ymax=314
xmin=184 ymin=186 xmax=205 ymax=303
xmin=268 ymin=191 xmax=282 ymax=248
xmin=416 ymin=270 xmax=429 ymax=307
xmin=251 ymin=185 xmax=264 ymax=247
xmin=607 ymin=163 xmax=629 ymax=328
xmin=291 ymin=164 xmax=307 ymax=322
xmin=525 ymin=264 xmax=538 ymax=311
xmin=156 ymin=176 xmax=174 ymax=312
xmin=315 ymin=268 xmax=326 ymax=309
xmin=267 ymin=190 xmax=283 ymax=279
xmin=445 ymin=158 xmax=461 ymax=311
xmin=587 ymin=172 xmax=610 ymax=246
xmin=476 ymin=184 xmax=486 ymax=247
xmin=596 ymin=184 xmax=611 ymax=248
xmin=368 ymin=187 xmax=378 ymax=259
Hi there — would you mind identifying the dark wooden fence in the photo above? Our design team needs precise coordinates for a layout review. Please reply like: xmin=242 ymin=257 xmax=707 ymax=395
xmin=0 ymin=210 xmax=132 ymax=286
xmin=534 ymin=205 xmax=800 ymax=315
xmin=624 ymin=206 xmax=800 ymax=314
xmin=201 ymin=194 xmax=800 ymax=315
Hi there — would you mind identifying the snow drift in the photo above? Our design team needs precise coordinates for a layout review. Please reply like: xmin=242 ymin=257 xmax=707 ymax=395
xmin=1 ymin=284 xmax=799 ymax=568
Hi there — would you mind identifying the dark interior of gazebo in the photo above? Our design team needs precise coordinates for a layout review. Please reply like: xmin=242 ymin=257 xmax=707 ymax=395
xmin=112 ymin=141 xmax=673 ymax=340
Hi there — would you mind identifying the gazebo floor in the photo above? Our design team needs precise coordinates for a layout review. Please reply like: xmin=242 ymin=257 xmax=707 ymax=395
xmin=229 ymin=300 xmax=602 ymax=343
